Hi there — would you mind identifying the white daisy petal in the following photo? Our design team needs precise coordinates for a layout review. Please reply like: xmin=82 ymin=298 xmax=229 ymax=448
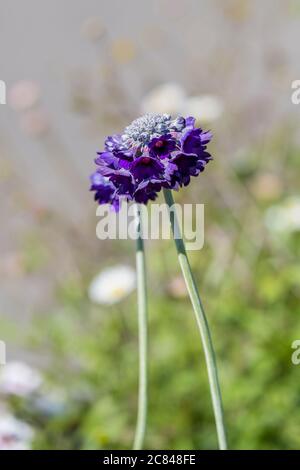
xmin=183 ymin=95 xmax=224 ymax=123
xmin=265 ymin=197 xmax=300 ymax=234
xmin=88 ymin=265 xmax=136 ymax=305
xmin=141 ymin=82 xmax=186 ymax=116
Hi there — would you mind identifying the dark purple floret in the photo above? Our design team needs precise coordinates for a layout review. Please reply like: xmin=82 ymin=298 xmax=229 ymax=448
xmin=90 ymin=113 xmax=213 ymax=210
xmin=134 ymin=180 xmax=162 ymax=204
xmin=148 ymin=134 xmax=177 ymax=159
xmin=130 ymin=156 xmax=164 ymax=182
xmin=181 ymin=128 xmax=213 ymax=156
xmin=90 ymin=172 xmax=116 ymax=204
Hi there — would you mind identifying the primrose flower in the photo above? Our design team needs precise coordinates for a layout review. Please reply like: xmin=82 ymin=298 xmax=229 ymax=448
xmin=90 ymin=113 xmax=212 ymax=210
xmin=88 ymin=265 xmax=136 ymax=305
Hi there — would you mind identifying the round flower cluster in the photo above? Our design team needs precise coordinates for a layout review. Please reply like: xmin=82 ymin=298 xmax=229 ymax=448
xmin=90 ymin=113 xmax=212 ymax=210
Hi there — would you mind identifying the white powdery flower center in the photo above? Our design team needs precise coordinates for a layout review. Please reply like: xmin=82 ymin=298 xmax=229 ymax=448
xmin=122 ymin=113 xmax=172 ymax=146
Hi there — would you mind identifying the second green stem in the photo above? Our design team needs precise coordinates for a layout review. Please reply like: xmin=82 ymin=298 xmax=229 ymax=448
xmin=163 ymin=189 xmax=227 ymax=450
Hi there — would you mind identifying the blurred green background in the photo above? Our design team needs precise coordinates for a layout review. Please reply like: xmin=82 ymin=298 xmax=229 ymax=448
xmin=1 ymin=0 xmax=300 ymax=450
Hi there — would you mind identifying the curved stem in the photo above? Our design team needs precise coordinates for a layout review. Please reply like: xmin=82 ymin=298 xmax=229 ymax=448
xmin=163 ymin=189 xmax=228 ymax=450
xmin=133 ymin=204 xmax=148 ymax=450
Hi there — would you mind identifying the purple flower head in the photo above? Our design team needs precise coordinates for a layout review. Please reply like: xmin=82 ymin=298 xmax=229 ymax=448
xmin=90 ymin=113 xmax=213 ymax=210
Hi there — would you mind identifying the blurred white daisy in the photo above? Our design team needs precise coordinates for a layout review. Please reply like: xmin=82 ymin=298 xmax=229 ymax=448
xmin=0 ymin=362 xmax=42 ymax=397
xmin=88 ymin=265 xmax=136 ymax=305
xmin=182 ymin=94 xmax=224 ymax=123
xmin=265 ymin=197 xmax=300 ymax=233
xmin=141 ymin=83 xmax=223 ymax=124
xmin=0 ymin=415 xmax=34 ymax=450
xmin=141 ymin=82 xmax=187 ymax=116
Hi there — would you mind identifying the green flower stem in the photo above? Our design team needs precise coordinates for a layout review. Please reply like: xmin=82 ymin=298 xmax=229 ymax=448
xmin=163 ymin=189 xmax=227 ymax=450
xmin=133 ymin=204 xmax=148 ymax=450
